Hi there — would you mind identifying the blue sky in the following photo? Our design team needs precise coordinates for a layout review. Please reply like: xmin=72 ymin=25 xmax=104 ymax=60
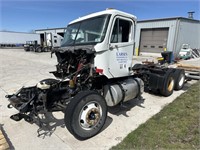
xmin=0 ymin=0 xmax=199 ymax=32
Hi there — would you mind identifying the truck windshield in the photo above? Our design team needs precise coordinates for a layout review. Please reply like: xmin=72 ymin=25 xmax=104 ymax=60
xmin=61 ymin=15 xmax=110 ymax=47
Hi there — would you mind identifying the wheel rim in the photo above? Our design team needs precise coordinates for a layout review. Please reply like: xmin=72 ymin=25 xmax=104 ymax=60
xmin=79 ymin=101 xmax=102 ymax=130
xmin=178 ymin=74 xmax=185 ymax=87
xmin=167 ymin=77 xmax=174 ymax=91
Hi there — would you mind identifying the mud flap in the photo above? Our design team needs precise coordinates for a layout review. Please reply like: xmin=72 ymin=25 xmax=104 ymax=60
xmin=148 ymin=72 xmax=165 ymax=91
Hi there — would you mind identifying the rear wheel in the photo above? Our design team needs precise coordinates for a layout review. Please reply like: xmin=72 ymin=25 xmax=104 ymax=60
xmin=43 ymin=47 xmax=48 ymax=52
xmin=36 ymin=47 xmax=42 ymax=52
xmin=160 ymin=70 xmax=175 ymax=97
xmin=29 ymin=46 xmax=34 ymax=51
xmin=173 ymin=69 xmax=185 ymax=90
xmin=64 ymin=91 xmax=107 ymax=140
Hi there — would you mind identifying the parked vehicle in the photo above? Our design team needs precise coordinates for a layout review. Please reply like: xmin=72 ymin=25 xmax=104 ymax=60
xmin=179 ymin=44 xmax=192 ymax=59
xmin=24 ymin=40 xmax=43 ymax=52
xmin=6 ymin=9 xmax=185 ymax=140
xmin=24 ymin=33 xmax=63 ymax=52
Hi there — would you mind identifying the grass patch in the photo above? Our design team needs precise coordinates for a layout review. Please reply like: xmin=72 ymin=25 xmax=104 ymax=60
xmin=111 ymin=81 xmax=200 ymax=150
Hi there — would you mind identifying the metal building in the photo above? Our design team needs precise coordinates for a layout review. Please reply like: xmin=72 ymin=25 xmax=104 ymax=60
xmin=135 ymin=17 xmax=200 ymax=56
xmin=35 ymin=28 xmax=65 ymax=39
xmin=35 ymin=17 xmax=200 ymax=57
xmin=0 ymin=31 xmax=40 ymax=47
xmin=3 ymin=16 xmax=198 ymax=55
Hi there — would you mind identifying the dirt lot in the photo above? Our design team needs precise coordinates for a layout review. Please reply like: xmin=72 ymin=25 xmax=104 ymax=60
xmin=0 ymin=48 xmax=197 ymax=149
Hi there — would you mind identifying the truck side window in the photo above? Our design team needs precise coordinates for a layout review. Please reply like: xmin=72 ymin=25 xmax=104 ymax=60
xmin=111 ymin=20 xmax=118 ymax=43
xmin=111 ymin=18 xmax=132 ymax=43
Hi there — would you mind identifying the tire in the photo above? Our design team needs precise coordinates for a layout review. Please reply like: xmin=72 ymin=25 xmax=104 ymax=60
xmin=160 ymin=70 xmax=175 ymax=97
xmin=64 ymin=91 xmax=107 ymax=140
xmin=36 ymin=47 xmax=42 ymax=53
xmin=29 ymin=46 xmax=34 ymax=51
xmin=43 ymin=47 xmax=48 ymax=52
xmin=173 ymin=69 xmax=185 ymax=90
xmin=24 ymin=47 xmax=29 ymax=51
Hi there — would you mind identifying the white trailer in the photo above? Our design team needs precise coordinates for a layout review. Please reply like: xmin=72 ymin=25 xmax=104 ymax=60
xmin=0 ymin=31 xmax=40 ymax=47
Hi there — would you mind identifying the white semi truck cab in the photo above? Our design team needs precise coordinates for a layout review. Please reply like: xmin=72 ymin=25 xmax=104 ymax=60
xmin=6 ymin=9 xmax=185 ymax=140
xmin=61 ymin=9 xmax=137 ymax=78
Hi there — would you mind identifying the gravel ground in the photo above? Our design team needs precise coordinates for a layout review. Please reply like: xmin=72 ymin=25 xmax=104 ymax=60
xmin=0 ymin=48 xmax=197 ymax=150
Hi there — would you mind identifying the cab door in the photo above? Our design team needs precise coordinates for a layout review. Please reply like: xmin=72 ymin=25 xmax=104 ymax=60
xmin=108 ymin=16 xmax=135 ymax=77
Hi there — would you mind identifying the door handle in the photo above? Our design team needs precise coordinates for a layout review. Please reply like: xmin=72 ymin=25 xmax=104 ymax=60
xmin=109 ymin=45 xmax=118 ymax=50
xmin=109 ymin=45 xmax=114 ymax=50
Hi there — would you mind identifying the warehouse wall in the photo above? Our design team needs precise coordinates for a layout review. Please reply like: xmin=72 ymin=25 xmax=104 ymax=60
xmin=35 ymin=28 xmax=65 ymax=35
xmin=0 ymin=31 xmax=40 ymax=45
xmin=36 ymin=30 xmax=57 ymax=34
xmin=135 ymin=19 xmax=177 ymax=55
xmin=175 ymin=20 xmax=200 ymax=54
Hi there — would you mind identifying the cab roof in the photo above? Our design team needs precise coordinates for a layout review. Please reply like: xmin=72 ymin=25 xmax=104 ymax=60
xmin=69 ymin=9 xmax=137 ymax=24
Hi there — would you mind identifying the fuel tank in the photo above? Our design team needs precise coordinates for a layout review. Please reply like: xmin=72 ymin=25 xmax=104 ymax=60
xmin=103 ymin=78 xmax=144 ymax=106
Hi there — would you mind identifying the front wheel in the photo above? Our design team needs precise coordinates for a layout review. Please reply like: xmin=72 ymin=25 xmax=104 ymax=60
xmin=64 ymin=91 xmax=107 ymax=140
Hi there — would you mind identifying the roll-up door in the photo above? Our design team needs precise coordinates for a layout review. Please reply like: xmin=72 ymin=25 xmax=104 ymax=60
xmin=139 ymin=28 xmax=169 ymax=53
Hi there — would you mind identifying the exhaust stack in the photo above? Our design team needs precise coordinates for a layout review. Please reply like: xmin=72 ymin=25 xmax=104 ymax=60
xmin=188 ymin=11 xmax=195 ymax=19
